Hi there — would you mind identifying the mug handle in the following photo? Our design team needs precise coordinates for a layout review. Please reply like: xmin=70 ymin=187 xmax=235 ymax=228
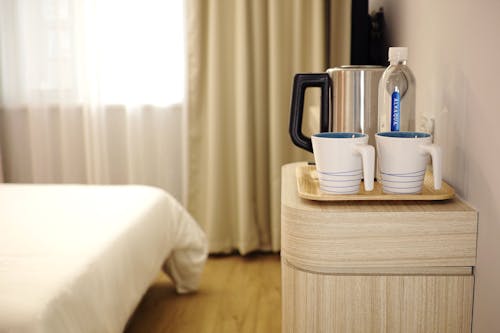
xmin=289 ymin=73 xmax=330 ymax=153
xmin=419 ymin=144 xmax=442 ymax=190
xmin=353 ymin=144 xmax=375 ymax=191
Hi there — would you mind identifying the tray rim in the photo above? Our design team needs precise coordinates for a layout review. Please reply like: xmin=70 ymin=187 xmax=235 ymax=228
xmin=296 ymin=164 xmax=455 ymax=201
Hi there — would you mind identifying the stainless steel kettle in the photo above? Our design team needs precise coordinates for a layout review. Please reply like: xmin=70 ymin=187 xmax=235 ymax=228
xmin=289 ymin=65 xmax=385 ymax=152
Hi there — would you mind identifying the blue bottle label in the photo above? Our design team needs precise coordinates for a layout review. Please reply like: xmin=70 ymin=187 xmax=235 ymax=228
xmin=391 ymin=90 xmax=400 ymax=131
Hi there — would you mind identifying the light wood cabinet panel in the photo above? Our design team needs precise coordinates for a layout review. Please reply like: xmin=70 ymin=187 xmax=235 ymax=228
xmin=282 ymin=261 xmax=473 ymax=333
xmin=282 ymin=206 xmax=477 ymax=270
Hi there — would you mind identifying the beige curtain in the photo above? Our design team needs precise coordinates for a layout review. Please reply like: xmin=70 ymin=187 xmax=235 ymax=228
xmin=186 ymin=0 xmax=350 ymax=254
xmin=0 ymin=149 xmax=3 ymax=182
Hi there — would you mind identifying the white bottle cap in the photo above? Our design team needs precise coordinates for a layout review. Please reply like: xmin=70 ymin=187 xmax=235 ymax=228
xmin=388 ymin=47 xmax=408 ymax=61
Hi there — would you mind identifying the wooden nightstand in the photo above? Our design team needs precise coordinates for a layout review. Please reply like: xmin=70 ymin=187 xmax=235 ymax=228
xmin=281 ymin=162 xmax=477 ymax=333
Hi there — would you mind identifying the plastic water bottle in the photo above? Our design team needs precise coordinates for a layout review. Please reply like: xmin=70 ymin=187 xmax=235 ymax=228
xmin=377 ymin=47 xmax=416 ymax=132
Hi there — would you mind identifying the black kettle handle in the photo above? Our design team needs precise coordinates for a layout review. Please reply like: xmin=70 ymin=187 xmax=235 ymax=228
xmin=289 ymin=73 xmax=331 ymax=153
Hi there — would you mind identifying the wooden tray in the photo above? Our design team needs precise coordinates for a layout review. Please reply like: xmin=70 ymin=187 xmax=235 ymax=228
xmin=296 ymin=164 xmax=455 ymax=201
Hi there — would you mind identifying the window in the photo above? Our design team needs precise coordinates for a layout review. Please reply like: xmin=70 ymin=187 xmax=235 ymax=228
xmin=1 ymin=0 xmax=185 ymax=107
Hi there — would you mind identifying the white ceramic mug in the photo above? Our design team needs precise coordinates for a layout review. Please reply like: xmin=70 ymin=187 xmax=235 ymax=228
xmin=311 ymin=132 xmax=374 ymax=194
xmin=375 ymin=132 xmax=442 ymax=194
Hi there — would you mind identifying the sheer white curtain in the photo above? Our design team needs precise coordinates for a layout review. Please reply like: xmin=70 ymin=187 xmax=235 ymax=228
xmin=0 ymin=0 xmax=185 ymax=200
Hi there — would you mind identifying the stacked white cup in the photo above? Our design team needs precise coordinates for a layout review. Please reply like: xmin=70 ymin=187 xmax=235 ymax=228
xmin=312 ymin=132 xmax=374 ymax=194
xmin=375 ymin=131 xmax=442 ymax=194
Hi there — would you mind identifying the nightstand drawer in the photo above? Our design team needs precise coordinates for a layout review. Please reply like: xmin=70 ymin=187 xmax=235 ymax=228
xmin=282 ymin=205 xmax=477 ymax=271
xmin=282 ymin=260 xmax=474 ymax=333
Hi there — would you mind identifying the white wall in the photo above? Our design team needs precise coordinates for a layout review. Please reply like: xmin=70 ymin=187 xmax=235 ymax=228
xmin=376 ymin=1 xmax=500 ymax=331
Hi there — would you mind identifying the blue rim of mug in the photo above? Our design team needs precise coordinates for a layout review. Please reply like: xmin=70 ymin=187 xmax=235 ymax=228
xmin=313 ymin=132 xmax=366 ymax=139
xmin=377 ymin=131 xmax=430 ymax=138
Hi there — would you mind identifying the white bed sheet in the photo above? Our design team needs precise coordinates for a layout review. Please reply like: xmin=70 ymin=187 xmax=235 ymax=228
xmin=0 ymin=184 xmax=207 ymax=333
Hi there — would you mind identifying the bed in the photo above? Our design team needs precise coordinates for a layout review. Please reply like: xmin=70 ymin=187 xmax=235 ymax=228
xmin=0 ymin=184 xmax=207 ymax=333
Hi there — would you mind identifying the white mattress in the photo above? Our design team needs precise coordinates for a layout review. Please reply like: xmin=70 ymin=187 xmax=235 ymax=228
xmin=0 ymin=184 xmax=207 ymax=333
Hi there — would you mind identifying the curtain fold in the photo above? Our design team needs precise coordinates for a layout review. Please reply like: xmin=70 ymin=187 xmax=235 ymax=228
xmin=0 ymin=104 xmax=185 ymax=199
xmin=0 ymin=148 xmax=3 ymax=182
xmin=186 ymin=0 xmax=350 ymax=254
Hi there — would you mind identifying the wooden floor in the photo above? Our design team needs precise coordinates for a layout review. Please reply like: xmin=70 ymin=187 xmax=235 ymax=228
xmin=125 ymin=253 xmax=281 ymax=333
